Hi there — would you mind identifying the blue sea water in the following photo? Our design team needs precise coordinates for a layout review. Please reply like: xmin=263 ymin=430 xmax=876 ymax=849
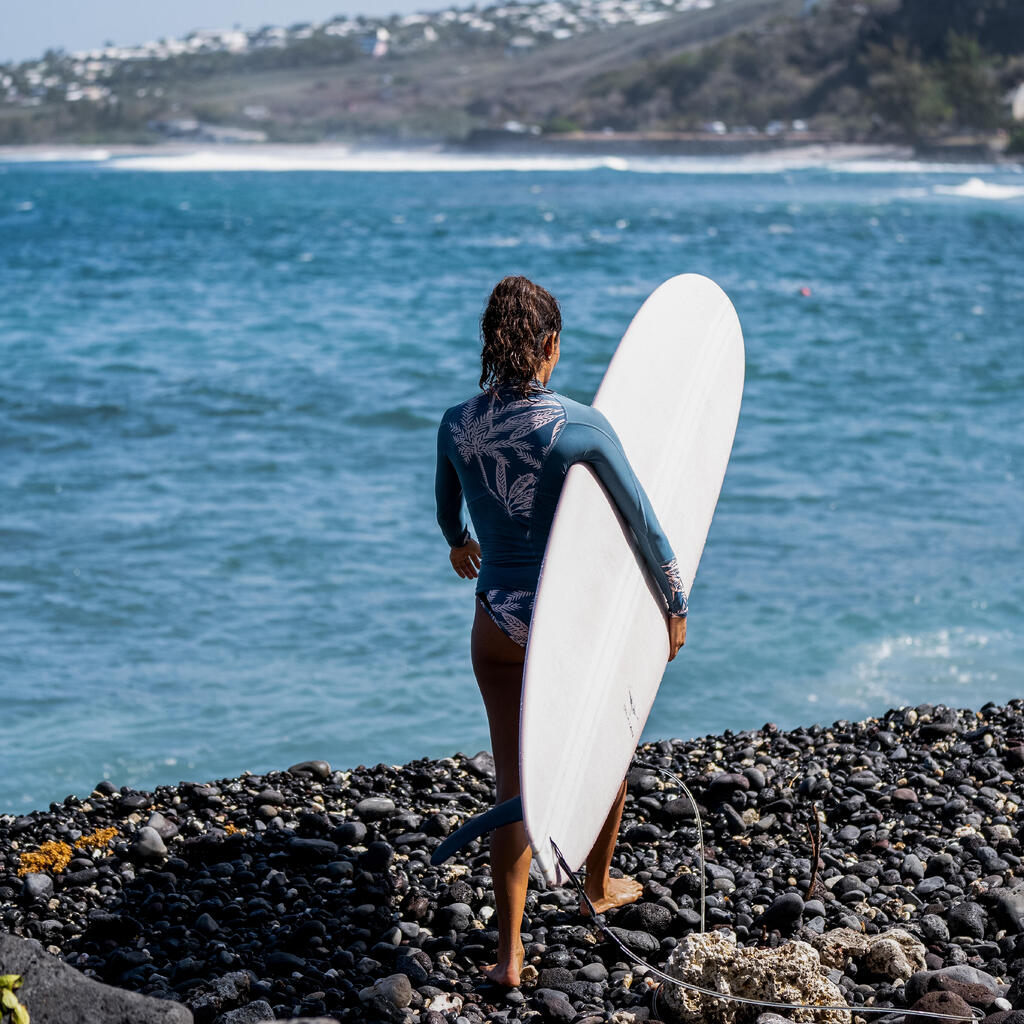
xmin=1 ymin=149 xmax=1023 ymax=814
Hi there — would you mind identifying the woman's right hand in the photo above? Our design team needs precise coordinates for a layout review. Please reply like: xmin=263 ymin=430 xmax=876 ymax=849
xmin=668 ymin=614 xmax=687 ymax=661
xmin=450 ymin=539 xmax=482 ymax=579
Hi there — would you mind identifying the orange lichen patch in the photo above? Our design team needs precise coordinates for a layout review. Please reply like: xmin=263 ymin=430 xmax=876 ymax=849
xmin=224 ymin=822 xmax=245 ymax=835
xmin=17 ymin=840 xmax=73 ymax=876
xmin=75 ymin=826 xmax=119 ymax=850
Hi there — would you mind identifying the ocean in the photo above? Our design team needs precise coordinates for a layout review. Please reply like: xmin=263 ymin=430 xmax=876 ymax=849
xmin=1 ymin=148 xmax=1022 ymax=814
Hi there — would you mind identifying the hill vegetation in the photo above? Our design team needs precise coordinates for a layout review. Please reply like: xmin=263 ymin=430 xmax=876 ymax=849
xmin=0 ymin=0 xmax=1021 ymax=149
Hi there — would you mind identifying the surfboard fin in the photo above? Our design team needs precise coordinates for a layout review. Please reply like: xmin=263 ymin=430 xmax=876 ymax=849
xmin=429 ymin=796 xmax=523 ymax=865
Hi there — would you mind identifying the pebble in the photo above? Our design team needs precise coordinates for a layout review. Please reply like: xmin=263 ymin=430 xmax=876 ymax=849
xmin=22 ymin=872 xmax=54 ymax=900
xmin=129 ymin=825 xmax=167 ymax=860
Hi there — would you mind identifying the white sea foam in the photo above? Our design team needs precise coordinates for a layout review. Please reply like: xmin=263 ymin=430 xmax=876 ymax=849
xmin=830 ymin=627 xmax=998 ymax=712
xmin=0 ymin=147 xmax=111 ymax=163
xmin=1 ymin=144 xmax=1017 ymax=178
xmin=105 ymin=147 xmax=637 ymax=174
xmin=933 ymin=177 xmax=1024 ymax=200
xmin=87 ymin=146 xmax=1011 ymax=176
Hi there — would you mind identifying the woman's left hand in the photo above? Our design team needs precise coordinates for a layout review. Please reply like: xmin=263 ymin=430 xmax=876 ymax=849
xmin=450 ymin=539 xmax=482 ymax=579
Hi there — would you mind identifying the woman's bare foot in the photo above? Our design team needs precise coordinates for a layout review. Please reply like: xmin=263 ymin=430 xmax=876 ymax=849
xmin=580 ymin=874 xmax=643 ymax=916
xmin=481 ymin=941 xmax=525 ymax=987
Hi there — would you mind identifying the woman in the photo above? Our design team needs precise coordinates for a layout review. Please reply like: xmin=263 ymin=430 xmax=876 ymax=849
xmin=435 ymin=276 xmax=688 ymax=987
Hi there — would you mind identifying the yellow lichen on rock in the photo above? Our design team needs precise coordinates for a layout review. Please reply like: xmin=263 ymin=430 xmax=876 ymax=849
xmin=17 ymin=841 xmax=72 ymax=877
xmin=74 ymin=826 xmax=118 ymax=850
xmin=224 ymin=822 xmax=245 ymax=835
xmin=659 ymin=929 xmax=848 ymax=1024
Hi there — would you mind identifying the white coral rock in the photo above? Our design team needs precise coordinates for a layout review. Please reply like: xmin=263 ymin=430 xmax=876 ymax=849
xmin=658 ymin=929 xmax=848 ymax=1024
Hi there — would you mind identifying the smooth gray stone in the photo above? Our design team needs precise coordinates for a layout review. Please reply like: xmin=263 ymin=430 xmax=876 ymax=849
xmin=355 ymin=796 xmax=396 ymax=821
xmin=577 ymin=961 xmax=609 ymax=982
xmin=915 ymin=875 xmax=945 ymax=897
xmin=902 ymin=853 xmax=925 ymax=880
xmin=358 ymin=973 xmax=413 ymax=1008
xmin=130 ymin=825 xmax=168 ymax=860
xmin=0 ymin=933 xmax=192 ymax=1023
xmin=22 ymin=872 xmax=54 ymax=899
xmin=286 ymin=759 xmax=331 ymax=778
xmin=146 ymin=810 xmax=180 ymax=841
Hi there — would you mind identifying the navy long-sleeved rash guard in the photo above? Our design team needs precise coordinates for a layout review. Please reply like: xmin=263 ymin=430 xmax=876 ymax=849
xmin=435 ymin=384 xmax=687 ymax=617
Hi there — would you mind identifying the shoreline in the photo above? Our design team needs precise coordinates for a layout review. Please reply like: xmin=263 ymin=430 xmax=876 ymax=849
xmin=0 ymin=139 xmax=1018 ymax=168
xmin=2 ymin=701 xmax=1023 ymax=1022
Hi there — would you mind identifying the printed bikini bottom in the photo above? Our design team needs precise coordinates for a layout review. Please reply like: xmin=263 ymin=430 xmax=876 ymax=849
xmin=477 ymin=589 xmax=535 ymax=648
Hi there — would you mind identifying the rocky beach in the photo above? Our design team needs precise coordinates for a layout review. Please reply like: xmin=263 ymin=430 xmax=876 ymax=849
xmin=2 ymin=700 xmax=1024 ymax=1024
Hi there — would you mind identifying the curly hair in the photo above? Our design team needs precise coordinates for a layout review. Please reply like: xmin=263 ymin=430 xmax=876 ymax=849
xmin=479 ymin=276 xmax=562 ymax=398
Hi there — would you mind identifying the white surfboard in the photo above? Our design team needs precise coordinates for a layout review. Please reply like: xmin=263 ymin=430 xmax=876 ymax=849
xmin=520 ymin=274 xmax=744 ymax=886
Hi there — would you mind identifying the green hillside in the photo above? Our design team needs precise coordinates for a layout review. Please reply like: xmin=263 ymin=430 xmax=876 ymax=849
xmin=0 ymin=0 xmax=1021 ymax=147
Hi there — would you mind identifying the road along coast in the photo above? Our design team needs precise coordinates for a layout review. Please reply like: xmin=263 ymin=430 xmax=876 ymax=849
xmin=2 ymin=701 xmax=1023 ymax=1023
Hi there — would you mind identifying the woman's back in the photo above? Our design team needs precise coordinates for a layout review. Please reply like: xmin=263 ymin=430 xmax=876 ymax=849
xmin=436 ymin=382 xmax=688 ymax=618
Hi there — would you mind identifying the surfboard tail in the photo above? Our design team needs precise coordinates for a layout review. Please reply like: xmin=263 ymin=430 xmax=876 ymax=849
xmin=428 ymin=796 xmax=523 ymax=866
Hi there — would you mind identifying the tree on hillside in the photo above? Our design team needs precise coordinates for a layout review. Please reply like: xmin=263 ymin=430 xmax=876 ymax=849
xmin=863 ymin=38 xmax=950 ymax=140
xmin=941 ymin=32 xmax=1001 ymax=131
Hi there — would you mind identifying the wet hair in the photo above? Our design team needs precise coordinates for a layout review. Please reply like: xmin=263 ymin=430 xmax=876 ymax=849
xmin=479 ymin=275 xmax=562 ymax=398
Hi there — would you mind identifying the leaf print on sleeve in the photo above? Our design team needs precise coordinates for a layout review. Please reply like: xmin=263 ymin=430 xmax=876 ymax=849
xmin=661 ymin=557 xmax=688 ymax=614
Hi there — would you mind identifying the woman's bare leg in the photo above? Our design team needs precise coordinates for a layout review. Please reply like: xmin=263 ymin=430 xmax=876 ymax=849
xmin=471 ymin=601 xmax=529 ymax=987
xmin=580 ymin=779 xmax=643 ymax=915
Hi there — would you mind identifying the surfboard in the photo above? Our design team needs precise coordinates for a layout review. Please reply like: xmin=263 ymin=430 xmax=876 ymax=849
xmin=520 ymin=273 xmax=744 ymax=886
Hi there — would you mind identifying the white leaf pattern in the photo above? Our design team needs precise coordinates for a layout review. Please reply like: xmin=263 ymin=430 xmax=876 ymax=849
xmin=482 ymin=589 xmax=534 ymax=647
xmin=662 ymin=557 xmax=688 ymax=613
xmin=449 ymin=387 xmax=566 ymax=524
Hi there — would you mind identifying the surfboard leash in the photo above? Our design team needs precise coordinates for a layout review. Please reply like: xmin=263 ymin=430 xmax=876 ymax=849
xmin=549 ymin=840 xmax=972 ymax=1021
xmin=634 ymin=760 xmax=706 ymax=934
